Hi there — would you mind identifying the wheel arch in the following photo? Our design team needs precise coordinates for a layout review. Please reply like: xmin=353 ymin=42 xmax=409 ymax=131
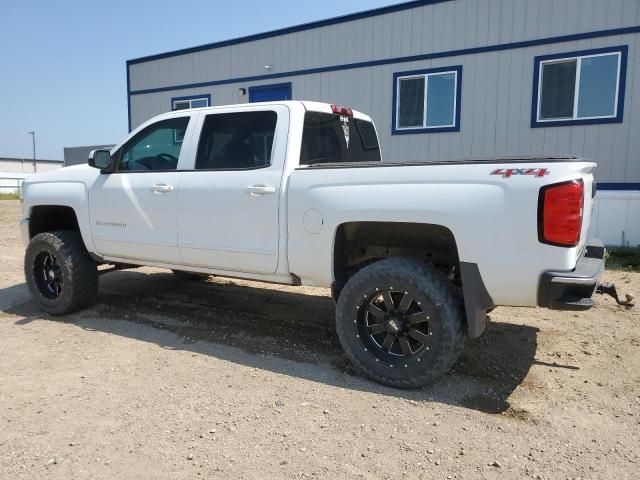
xmin=332 ymin=221 xmax=493 ymax=337
xmin=22 ymin=181 xmax=98 ymax=255
xmin=25 ymin=203 xmax=97 ymax=256
xmin=28 ymin=205 xmax=80 ymax=238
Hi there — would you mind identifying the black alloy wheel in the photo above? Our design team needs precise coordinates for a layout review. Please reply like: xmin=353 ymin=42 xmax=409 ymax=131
xmin=33 ymin=251 xmax=63 ymax=299
xmin=335 ymin=258 xmax=465 ymax=388
xmin=358 ymin=288 xmax=433 ymax=363
xmin=25 ymin=230 xmax=98 ymax=315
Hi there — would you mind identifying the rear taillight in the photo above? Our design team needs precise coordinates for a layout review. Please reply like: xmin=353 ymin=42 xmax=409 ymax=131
xmin=538 ymin=180 xmax=584 ymax=247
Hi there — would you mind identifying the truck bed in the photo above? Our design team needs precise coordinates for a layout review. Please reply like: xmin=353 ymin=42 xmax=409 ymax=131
xmin=288 ymin=156 xmax=596 ymax=307
xmin=299 ymin=155 xmax=581 ymax=169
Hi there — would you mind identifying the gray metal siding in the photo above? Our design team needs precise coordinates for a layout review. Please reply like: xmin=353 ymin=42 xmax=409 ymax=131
xmin=128 ymin=0 xmax=640 ymax=184
xmin=129 ymin=0 xmax=640 ymax=92
xmin=63 ymin=146 xmax=115 ymax=167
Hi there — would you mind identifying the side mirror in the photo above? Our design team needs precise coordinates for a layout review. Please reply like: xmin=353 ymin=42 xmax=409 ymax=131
xmin=88 ymin=149 xmax=114 ymax=172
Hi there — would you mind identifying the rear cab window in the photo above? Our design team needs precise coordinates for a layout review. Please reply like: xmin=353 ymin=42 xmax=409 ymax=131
xmin=300 ymin=112 xmax=381 ymax=166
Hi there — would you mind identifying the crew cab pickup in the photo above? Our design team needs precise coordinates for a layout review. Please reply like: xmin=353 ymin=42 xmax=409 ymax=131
xmin=21 ymin=101 xmax=606 ymax=388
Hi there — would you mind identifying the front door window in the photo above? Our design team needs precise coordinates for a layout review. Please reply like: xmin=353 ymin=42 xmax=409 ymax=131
xmin=113 ymin=117 xmax=190 ymax=172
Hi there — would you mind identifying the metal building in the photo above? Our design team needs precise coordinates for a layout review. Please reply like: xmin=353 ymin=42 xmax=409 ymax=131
xmin=0 ymin=157 xmax=63 ymax=195
xmin=64 ymin=145 xmax=115 ymax=167
xmin=126 ymin=0 xmax=640 ymax=246
xmin=0 ymin=157 xmax=63 ymax=174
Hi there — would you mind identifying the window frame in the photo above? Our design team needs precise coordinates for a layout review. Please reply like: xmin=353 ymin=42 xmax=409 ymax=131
xmin=112 ymin=116 xmax=192 ymax=173
xmin=392 ymin=65 xmax=462 ymax=135
xmin=192 ymin=109 xmax=280 ymax=172
xmin=171 ymin=94 xmax=212 ymax=111
xmin=531 ymin=46 xmax=628 ymax=128
xmin=299 ymin=112 xmax=382 ymax=166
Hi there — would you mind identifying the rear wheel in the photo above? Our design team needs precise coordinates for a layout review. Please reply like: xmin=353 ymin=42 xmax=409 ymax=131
xmin=171 ymin=270 xmax=210 ymax=281
xmin=335 ymin=258 xmax=465 ymax=388
xmin=24 ymin=231 xmax=98 ymax=315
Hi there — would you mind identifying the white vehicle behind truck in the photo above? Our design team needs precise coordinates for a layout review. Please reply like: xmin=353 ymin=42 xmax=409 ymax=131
xmin=20 ymin=101 xmax=615 ymax=388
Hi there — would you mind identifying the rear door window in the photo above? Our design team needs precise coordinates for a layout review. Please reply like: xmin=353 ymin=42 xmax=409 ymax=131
xmin=195 ymin=111 xmax=277 ymax=170
xmin=300 ymin=112 xmax=381 ymax=166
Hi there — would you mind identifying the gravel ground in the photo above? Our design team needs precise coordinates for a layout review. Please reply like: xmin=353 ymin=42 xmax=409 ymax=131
xmin=0 ymin=200 xmax=638 ymax=479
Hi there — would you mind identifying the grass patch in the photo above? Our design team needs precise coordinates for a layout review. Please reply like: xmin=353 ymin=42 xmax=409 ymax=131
xmin=0 ymin=193 xmax=20 ymax=200
xmin=606 ymin=247 xmax=640 ymax=272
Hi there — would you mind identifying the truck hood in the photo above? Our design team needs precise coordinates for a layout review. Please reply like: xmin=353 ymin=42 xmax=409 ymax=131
xmin=23 ymin=164 xmax=97 ymax=184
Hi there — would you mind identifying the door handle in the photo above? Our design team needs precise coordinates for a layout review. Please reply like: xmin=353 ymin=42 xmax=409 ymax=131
xmin=150 ymin=184 xmax=174 ymax=194
xmin=246 ymin=185 xmax=276 ymax=196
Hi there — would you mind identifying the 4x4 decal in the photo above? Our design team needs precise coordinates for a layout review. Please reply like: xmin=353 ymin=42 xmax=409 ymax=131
xmin=491 ymin=168 xmax=550 ymax=178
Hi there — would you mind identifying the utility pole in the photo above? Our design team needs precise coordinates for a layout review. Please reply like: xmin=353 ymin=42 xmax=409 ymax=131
xmin=28 ymin=131 xmax=36 ymax=173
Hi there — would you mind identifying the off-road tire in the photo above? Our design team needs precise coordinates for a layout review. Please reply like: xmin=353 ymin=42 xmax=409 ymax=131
xmin=171 ymin=270 xmax=210 ymax=281
xmin=24 ymin=230 xmax=98 ymax=315
xmin=335 ymin=258 xmax=465 ymax=388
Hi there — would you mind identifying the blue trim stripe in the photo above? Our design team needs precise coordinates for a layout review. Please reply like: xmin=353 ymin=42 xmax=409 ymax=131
xmin=127 ymin=0 xmax=454 ymax=65
xmin=128 ymin=25 xmax=640 ymax=97
xmin=391 ymin=66 xmax=462 ymax=135
xmin=597 ymin=183 xmax=640 ymax=191
xmin=531 ymin=46 xmax=628 ymax=128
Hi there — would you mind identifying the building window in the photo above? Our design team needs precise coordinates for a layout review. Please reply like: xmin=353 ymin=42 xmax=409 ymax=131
xmin=532 ymin=46 xmax=627 ymax=127
xmin=171 ymin=94 xmax=212 ymax=111
xmin=392 ymin=66 xmax=462 ymax=135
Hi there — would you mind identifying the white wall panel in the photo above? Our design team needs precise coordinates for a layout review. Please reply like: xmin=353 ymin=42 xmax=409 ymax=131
xmin=590 ymin=191 xmax=640 ymax=247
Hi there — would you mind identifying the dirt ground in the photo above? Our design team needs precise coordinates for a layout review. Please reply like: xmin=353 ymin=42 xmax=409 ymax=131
xmin=0 ymin=200 xmax=638 ymax=480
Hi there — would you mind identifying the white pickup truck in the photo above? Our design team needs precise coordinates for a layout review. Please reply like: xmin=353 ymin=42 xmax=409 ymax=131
xmin=21 ymin=101 xmax=609 ymax=388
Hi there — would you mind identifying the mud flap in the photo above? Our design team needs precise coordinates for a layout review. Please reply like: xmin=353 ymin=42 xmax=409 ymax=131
xmin=459 ymin=262 xmax=495 ymax=338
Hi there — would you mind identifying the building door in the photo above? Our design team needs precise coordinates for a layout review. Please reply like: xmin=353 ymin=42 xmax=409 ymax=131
xmin=248 ymin=83 xmax=292 ymax=103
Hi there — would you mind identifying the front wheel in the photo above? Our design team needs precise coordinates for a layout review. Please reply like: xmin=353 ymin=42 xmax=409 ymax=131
xmin=335 ymin=258 xmax=465 ymax=388
xmin=24 ymin=231 xmax=98 ymax=315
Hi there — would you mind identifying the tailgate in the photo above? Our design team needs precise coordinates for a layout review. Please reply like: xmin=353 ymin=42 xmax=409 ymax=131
xmin=578 ymin=164 xmax=597 ymax=254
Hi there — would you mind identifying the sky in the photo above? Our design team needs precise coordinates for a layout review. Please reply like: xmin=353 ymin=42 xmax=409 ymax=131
xmin=0 ymin=0 xmax=408 ymax=161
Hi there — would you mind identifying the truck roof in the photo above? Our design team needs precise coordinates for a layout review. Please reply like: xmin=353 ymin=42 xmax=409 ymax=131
xmin=154 ymin=101 xmax=373 ymax=123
